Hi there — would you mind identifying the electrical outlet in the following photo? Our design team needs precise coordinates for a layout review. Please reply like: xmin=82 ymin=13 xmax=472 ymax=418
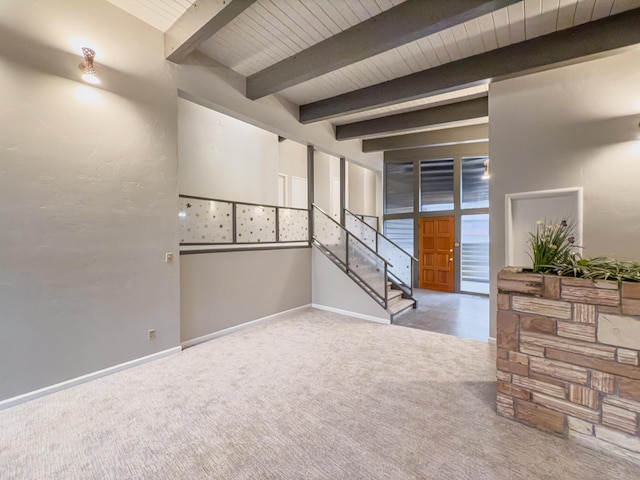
xmin=165 ymin=252 xmax=173 ymax=263
xmin=148 ymin=329 xmax=156 ymax=340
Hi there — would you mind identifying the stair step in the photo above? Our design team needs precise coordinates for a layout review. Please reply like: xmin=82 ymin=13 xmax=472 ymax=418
xmin=387 ymin=288 xmax=403 ymax=302
xmin=388 ymin=298 xmax=415 ymax=316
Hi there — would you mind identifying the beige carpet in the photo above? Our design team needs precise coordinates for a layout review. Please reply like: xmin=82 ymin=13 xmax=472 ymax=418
xmin=0 ymin=308 xmax=636 ymax=479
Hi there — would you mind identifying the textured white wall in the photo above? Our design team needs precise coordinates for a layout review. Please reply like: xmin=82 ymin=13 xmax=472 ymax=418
xmin=0 ymin=0 xmax=179 ymax=401
xmin=314 ymin=151 xmax=341 ymax=219
xmin=348 ymin=162 xmax=378 ymax=217
xmin=489 ymin=49 xmax=640 ymax=337
xmin=176 ymin=65 xmax=383 ymax=172
xmin=178 ymin=98 xmax=279 ymax=205
xmin=278 ymin=139 xmax=308 ymax=207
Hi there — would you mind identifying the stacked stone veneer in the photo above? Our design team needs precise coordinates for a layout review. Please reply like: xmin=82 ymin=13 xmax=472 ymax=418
xmin=496 ymin=269 xmax=640 ymax=463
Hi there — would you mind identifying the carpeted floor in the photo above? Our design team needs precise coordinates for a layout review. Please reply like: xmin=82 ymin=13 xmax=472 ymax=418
xmin=0 ymin=308 xmax=636 ymax=479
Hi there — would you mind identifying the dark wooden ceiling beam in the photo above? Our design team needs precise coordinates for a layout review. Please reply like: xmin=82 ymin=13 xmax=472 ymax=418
xmin=385 ymin=142 xmax=489 ymax=162
xmin=300 ymin=7 xmax=640 ymax=123
xmin=363 ymin=124 xmax=489 ymax=152
xmin=165 ymin=0 xmax=257 ymax=63
xmin=246 ymin=0 xmax=520 ymax=100
xmin=336 ymin=97 xmax=488 ymax=140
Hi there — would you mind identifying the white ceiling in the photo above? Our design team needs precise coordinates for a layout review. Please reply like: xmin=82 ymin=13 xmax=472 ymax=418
xmin=197 ymin=0 xmax=404 ymax=76
xmin=202 ymin=0 xmax=636 ymax=107
xmin=106 ymin=0 xmax=640 ymax=137
xmin=106 ymin=0 xmax=196 ymax=32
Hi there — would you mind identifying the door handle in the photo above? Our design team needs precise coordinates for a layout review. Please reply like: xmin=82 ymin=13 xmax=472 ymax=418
xmin=449 ymin=257 xmax=453 ymax=262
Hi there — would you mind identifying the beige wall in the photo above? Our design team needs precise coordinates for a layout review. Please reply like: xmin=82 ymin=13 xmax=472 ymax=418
xmin=176 ymin=64 xmax=383 ymax=171
xmin=348 ymin=162 xmax=378 ymax=218
xmin=314 ymin=151 xmax=341 ymax=220
xmin=489 ymin=49 xmax=640 ymax=337
xmin=178 ymin=98 xmax=279 ymax=205
xmin=311 ymin=249 xmax=389 ymax=323
xmin=0 ymin=0 xmax=179 ymax=401
xmin=278 ymin=139 xmax=308 ymax=208
xmin=180 ymin=249 xmax=312 ymax=342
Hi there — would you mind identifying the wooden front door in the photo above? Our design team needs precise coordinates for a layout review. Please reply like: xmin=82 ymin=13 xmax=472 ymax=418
xmin=419 ymin=217 xmax=455 ymax=292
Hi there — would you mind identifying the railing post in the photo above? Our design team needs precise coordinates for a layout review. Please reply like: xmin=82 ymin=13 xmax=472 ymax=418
xmin=232 ymin=202 xmax=237 ymax=243
xmin=410 ymin=260 xmax=414 ymax=297
xmin=345 ymin=231 xmax=350 ymax=274
xmin=307 ymin=146 xmax=314 ymax=247
xmin=275 ymin=206 xmax=280 ymax=243
xmin=310 ymin=205 xmax=315 ymax=245
xmin=340 ymin=157 xmax=346 ymax=226
xmin=384 ymin=263 xmax=388 ymax=309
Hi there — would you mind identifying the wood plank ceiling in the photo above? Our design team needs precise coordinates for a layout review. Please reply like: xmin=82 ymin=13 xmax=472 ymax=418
xmin=106 ymin=0 xmax=197 ymax=32
xmin=109 ymin=0 xmax=640 ymax=152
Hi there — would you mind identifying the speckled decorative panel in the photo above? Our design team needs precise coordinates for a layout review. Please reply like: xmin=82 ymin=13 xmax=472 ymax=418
xmin=379 ymin=236 xmax=412 ymax=287
xmin=278 ymin=208 xmax=308 ymax=242
xmin=363 ymin=215 xmax=378 ymax=231
xmin=179 ymin=198 xmax=233 ymax=244
xmin=313 ymin=208 xmax=346 ymax=262
xmin=348 ymin=237 xmax=386 ymax=300
xmin=345 ymin=212 xmax=376 ymax=251
xmin=236 ymin=204 xmax=277 ymax=243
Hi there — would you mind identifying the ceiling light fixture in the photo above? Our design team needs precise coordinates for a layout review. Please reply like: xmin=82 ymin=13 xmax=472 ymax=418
xmin=79 ymin=47 xmax=99 ymax=85
xmin=481 ymin=159 xmax=490 ymax=180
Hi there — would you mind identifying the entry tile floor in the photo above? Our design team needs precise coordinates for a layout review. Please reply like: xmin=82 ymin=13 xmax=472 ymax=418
xmin=393 ymin=288 xmax=490 ymax=342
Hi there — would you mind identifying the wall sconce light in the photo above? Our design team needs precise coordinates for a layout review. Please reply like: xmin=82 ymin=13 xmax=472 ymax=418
xmin=481 ymin=159 xmax=490 ymax=180
xmin=79 ymin=47 xmax=99 ymax=85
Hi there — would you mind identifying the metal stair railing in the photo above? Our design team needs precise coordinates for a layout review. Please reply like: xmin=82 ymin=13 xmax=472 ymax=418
xmin=344 ymin=208 xmax=418 ymax=298
xmin=312 ymin=204 xmax=393 ymax=309
xmin=353 ymin=213 xmax=379 ymax=232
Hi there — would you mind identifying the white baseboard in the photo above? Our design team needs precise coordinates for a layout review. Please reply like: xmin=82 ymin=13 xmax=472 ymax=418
xmin=488 ymin=337 xmax=497 ymax=345
xmin=311 ymin=303 xmax=391 ymax=325
xmin=0 ymin=346 xmax=182 ymax=411
xmin=181 ymin=304 xmax=312 ymax=349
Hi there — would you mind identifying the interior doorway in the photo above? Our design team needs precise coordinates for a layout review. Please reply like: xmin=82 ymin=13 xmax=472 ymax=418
xmin=419 ymin=216 xmax=455 ymax=292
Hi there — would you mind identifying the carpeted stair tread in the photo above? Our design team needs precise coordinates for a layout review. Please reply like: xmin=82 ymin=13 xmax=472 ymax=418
xmin=387 ymin=288 xmax=403 ymax=303
xmin=388 ymin=298 xmax=415 ymax=316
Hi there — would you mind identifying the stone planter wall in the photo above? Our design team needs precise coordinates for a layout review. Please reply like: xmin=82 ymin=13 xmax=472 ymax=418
xmin=496 ymin=269 xmax=640 ymax=463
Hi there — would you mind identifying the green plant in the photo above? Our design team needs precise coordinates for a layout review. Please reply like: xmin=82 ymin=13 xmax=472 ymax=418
xmin=526 ymin=219 xmax=640 ymax=282
xmin=552 ymin=254 xmax=640 ymax=283
xmin=528 ymin=218 xmax=577 ymax=273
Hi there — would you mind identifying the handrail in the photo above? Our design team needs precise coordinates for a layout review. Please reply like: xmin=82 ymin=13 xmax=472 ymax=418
xmin=344 ymin=207 xmax=416 ymax=299
xmin=354 ymin=212 xmax=378 ymax=231
xmin=345 ymin=208 xmax=377 ymax=231
xmin=313 ymin=204 xmax=419 ymax=313
xmin=312 ymin=204 xmax=393 ymax=268
xmin=344 ymin=208 xmax=418 ymax=263
xmin=180 ymin=194 xmax=309 ymax=212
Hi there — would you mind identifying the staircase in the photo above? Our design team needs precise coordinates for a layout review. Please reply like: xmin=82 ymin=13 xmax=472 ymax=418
xmin=386 ymin=282 xmax=416 ymax=317
xmin=312 ymin=204 xmax=416 ymax=321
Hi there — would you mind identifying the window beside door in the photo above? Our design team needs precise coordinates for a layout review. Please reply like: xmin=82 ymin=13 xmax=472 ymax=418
xmin=460 ymin=214 xmax=490 ymax=294
xmin=383 ymin=218 xmax=414 ymax=256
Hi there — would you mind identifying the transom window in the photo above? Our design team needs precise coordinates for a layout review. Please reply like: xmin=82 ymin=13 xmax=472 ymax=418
xmin=420 ymin=158 xmax=454 ymax=212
